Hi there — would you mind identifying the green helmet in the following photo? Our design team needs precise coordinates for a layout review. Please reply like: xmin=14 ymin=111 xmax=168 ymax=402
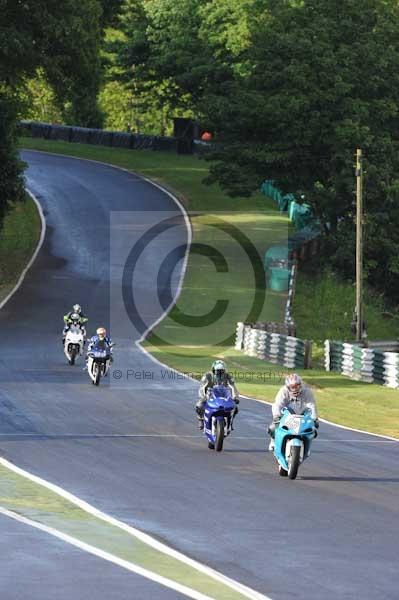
xmin=212 ymin=360 xmax=226 ymax=379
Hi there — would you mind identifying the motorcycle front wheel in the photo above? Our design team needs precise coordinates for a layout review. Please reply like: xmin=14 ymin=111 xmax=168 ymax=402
xmin=94 ymin=364 xmax=101 ymax=386
xmin=91 ymin=363 xmax=100 ymax=386
xmin=215 ymin=419 xmax=224 ymax=452
xmin=69 ymin=348 xmax=77 ymax=366
xmin=288 ymin=445 xmax=301 ymax=479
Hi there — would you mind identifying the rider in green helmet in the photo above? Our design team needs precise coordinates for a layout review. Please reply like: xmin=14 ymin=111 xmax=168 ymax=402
xmin=195 ymin=360 xmax=240 ymax=430
xmin=62 ymin=303 xmax=88 ymax=344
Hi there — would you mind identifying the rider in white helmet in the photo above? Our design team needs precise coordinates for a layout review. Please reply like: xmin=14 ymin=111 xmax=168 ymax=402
xmin=268 ymin=373 xmax=319 ymax=451
xmin=195 ymin=360 xmax=240 ymax=430
xmin=87 ymin=327 xmax=113 ymax=353
xmin=85 ymin=327 xmax=114 ymax=370
xmin=62 ymin=304 xmax=88 ymax=344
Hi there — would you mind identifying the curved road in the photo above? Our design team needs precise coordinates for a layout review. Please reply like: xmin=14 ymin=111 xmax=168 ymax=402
xmin=0 ymin=150 xmax=398 ymax=599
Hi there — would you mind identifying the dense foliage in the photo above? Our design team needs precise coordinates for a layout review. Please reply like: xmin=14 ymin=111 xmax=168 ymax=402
xmin=204 ymin=0 xmax=399 ymax=300
xmin=0 ymin=0 xmax=120 ymax=227
xmin=4 ymin=0 xmax=399 ymax=301
xmin=105 ymin=0 xmax=399 ymax=300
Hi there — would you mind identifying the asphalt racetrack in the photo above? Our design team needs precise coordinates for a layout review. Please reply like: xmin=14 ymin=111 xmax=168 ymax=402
xmin=0 ymin=150 xmax=397 ymax=599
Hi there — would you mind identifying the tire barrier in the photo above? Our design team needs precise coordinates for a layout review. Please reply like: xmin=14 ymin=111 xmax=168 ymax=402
xmin=325 ymin=340 xmax=399 ymax=388
xmin=20 ymin=120 xmax=179 ymax=153
xmin=236 ymin=322 xmax=312 ymax=369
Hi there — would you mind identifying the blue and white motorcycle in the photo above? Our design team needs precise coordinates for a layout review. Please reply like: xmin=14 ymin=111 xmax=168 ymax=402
xmin=87 ymin=347 xmax=113 ymax=386
xmin=274 ymin=407 xmax=318 ymax=479
xmin=203 ymin=384 xmax=237 ymax=452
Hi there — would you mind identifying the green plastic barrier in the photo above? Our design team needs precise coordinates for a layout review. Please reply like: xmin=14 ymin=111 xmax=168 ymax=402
xmin=279 ymin=193 xmax=294 ymax=212
xmin=261 ymin=180 xmax=275 ymax=199
xmin=289 ymin=200 xmax=299 ymax=221
xmin=293 ymin=203 xmax=313 ymax=229
xmin=264 ymin=244 xmax=290 ymax=272
xmin=268 ymin=267 xmax=291 ymax=292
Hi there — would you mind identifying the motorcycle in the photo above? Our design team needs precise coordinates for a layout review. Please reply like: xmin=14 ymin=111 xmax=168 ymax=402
xmin=273 ymin=407 xmax=317 ymax=479
xmin=87 ymin=346 xmax=112 ymax=386
xmin=64 ymin=324 xmax=85 ymax=365
xmin=203 ymin=384 xmax=237 ymax=452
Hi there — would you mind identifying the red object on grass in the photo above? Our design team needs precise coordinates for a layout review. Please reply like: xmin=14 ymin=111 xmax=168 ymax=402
xmin=201 ymin=131 xmax=212 ymax=142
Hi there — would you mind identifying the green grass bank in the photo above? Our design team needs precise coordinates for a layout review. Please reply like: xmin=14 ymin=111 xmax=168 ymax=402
xmin=0 ymin=194 xmax=41 ymax=304
xmin=19 ymin=138 xmax=399 ymax=438
xmin=293 ymin=267 xmax=399 ymax=365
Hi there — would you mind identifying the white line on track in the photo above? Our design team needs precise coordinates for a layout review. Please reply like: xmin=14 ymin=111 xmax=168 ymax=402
xmin=0 ymin=433 xmax=397 ymax=443
xmin=0 ymin=506 xmax=216 ymax=600
xmin=0 ymin=456 xmax=271 ymax=600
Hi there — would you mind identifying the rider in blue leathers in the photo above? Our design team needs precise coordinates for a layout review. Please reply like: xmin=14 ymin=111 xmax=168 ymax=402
xmin=195 ymin=360 xmax=239 ymax=430
xmin=85 ymin=327 xmax=113 ymax=369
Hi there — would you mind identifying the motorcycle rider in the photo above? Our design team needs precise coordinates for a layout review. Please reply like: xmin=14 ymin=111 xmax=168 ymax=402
xmin=85 ymin=327 xmax=113 ymax=371
xmin=268 ymin=373 xmax=319 ymax=451
xmin=195 ymin=360 xmax=240 ymax=430
xmin=62 ymin=304 xmax=88 ymax=344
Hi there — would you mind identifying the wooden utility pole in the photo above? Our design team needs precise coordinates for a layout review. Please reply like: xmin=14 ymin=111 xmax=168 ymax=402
xmin=355 ymin=148 xmax=363 ymax=343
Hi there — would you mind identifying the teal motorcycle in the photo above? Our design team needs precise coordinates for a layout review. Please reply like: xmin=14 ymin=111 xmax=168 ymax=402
xmin=274 ymin=407 xmax=318 ymax=479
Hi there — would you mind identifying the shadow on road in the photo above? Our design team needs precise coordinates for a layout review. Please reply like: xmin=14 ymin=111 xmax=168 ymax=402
xmin=223 ymin=448 xmax=267 ymax=454
xmin=300 ymin=476 xmax=399 ymax=483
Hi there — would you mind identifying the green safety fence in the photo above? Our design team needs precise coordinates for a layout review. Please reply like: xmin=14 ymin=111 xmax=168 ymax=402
xmin=260 ymin=181 xmax=294 ymax=212
xmin=261 ymin=181 xmax=321 ymax=298
xmin=261 ymin=180 xmax=319 ymax=231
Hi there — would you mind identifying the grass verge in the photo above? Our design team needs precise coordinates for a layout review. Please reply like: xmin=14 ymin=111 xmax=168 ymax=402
xmin=19 ymin=137 xmax=399 ymax=438
xmin=0 ymin=194 xmax=41 ymax=304
xmin=0 ymin=460 xmax=258 ymax=600
xmin=293 ymin=266 xmax=399 ymax=365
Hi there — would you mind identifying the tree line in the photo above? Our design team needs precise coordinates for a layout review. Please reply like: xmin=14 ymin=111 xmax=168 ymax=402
xmin=0 ymin=0 xmax=121 ymax=222
xmin=3 ymin=0 xmax=399 ymax=302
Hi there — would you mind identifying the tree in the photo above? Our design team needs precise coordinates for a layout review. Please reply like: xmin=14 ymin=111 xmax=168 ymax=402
xmin=0 ymin=90 xmax=24 ymax=218
xmin=1 ymin=0 xmax=106 ymax=126
xmin=21 ymin=70 xmax=63 ymax=124
xmin=0 ymin=0 xmax=118 ymax=226
xmin=203 ymin=0 xmax=399 ymax=299
xmin=112 ymin=0 xmax=256 ymax=127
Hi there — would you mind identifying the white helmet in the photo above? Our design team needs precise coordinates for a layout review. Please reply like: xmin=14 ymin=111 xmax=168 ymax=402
xmin=73 ymin=304 xmax=82 ymax=314
xmin=285 ymin=373 xmax=302 ymax=398
xmin=212 ymin=360 xmax=226 ymax=380
xmin=96 ymin=327 xmax=107 ymax=340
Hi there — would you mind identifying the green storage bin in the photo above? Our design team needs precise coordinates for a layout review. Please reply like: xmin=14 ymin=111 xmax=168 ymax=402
xmin=293 ymin=204 xmax=313 ymax=229
xmin=268 ymin=267 xmax=291 ymax=292
xmin=264 ymin=244 xmax=290 ymax=272
xmin=289 ymin=200 xmax=299 ymax=221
